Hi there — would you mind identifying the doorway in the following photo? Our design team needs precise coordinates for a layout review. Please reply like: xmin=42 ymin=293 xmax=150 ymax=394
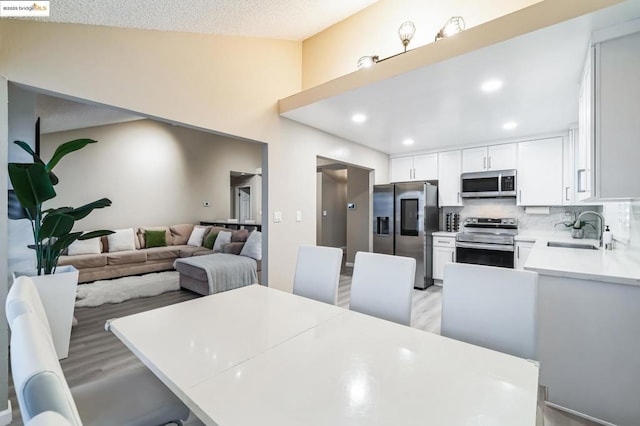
xmin=236 ymin=186 xmax=251 ymax=222
xmin=230 ymin=171 xmax=261 ymax=222
xmin=316 ymin=157 xmax=372 ymax=266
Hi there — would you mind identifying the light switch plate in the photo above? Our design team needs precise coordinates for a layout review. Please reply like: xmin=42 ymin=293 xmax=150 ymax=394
xmin=296 ymin=210 xmax=302 ymax=222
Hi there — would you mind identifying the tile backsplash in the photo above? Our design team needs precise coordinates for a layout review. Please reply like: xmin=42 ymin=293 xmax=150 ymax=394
xmin=442 ymin=199 xmax=602 ymax=238
xmin=602 ymin=201 xmax=640 ymax=249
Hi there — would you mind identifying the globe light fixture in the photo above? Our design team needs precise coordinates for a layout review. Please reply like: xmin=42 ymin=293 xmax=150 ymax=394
xmin=398 ymin=21 xmax=416 ymax=52
xmin=357 ymin=55 xmax=380 ymax=70
xmin=435 ymin=16 xmax=466 ymax=41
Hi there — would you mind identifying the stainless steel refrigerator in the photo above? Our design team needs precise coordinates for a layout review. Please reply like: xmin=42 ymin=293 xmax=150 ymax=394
xmin=373 ymin=181 xmax=438 ymax=289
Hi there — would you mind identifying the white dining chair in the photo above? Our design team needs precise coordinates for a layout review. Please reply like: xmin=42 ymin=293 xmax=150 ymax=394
xmin=7 ymin=276 xmax=191 ymax=426
xmin=441 ymin=263 xmax=538 ymax=360
xmin=293 ymin=245 xmax=343 ymax=305
xmin=349 ymin=251 xmax=415 ymax=326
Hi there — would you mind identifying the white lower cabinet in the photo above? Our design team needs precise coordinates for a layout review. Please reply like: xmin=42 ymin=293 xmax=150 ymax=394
xmin=433 ymin=236 xmax=456 ymax=281
xmin=515 ymin=241 xmax=534 ymax=269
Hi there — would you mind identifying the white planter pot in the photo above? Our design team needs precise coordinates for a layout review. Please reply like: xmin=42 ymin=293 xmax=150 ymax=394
xmin=13 ymin=265 xmax=79 ymax=359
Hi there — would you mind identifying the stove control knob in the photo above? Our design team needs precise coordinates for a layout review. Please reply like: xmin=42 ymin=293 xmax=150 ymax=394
xmin=508 ymin=219 xmax=515 ymax=224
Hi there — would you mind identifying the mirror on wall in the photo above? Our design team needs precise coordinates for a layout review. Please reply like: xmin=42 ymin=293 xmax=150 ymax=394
xmin=230 ymin=171 xmax=262 ymax=223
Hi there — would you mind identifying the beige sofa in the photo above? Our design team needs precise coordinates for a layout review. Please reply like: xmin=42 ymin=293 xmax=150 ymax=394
xmin=58 ymin=224 xmax=259 ymax=283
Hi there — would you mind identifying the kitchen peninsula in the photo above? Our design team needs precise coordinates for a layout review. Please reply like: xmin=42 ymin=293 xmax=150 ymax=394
xmin=524 ymin=239 xmax=640 ymax=426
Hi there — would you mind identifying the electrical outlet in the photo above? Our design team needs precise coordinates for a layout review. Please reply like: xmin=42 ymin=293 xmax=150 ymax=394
xmin=203 ymin=201 xmax=210 ymax=207
xmin=273 ymin=211 xmax=282 ymax=223
xmin=563 ymin=211 xmax=571 ymax=219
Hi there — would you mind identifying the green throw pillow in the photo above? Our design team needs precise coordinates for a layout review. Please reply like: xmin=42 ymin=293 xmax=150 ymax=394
xmin=203 ymin=231 xmax=219 ymax=249
xmin=145 ymin=230 xmax=166 ymax=248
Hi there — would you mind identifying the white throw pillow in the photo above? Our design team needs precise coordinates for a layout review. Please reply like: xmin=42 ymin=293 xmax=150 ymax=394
xmin=107 ymin=228 xmax=136 ymax=253
xmin=240 ymin=231 xmax=262 ymax=260
xmin=187 ymin=226 xmax=208 ymax=247
xmin=212 ymin=231 xmax=232 ymax=252
xmin=67 ymin=237 xmax=101 ymax=256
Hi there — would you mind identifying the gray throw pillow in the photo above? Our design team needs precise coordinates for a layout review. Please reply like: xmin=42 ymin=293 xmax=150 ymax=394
xmin=212 ymin=231 xmax=232 ymax=252
xmin=240 ymin=231 xmax=262 ymax=260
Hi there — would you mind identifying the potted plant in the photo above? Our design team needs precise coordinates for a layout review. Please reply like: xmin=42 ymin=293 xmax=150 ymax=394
xmin=559 ymin=219 xmax=595 ymax=239
xmin=8 ymin=138 xmax=112 ymax=358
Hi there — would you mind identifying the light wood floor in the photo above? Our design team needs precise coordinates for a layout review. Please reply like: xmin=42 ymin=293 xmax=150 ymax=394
xmin=8 ymin=267 xmax=598 ymax=426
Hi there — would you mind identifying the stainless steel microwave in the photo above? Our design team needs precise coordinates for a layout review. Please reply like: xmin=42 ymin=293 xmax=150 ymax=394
xmin=460 ymin=169 xmax=517 ymax=198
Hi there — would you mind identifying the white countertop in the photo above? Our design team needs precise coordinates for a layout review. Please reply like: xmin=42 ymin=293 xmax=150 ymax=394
xmin=523 ymin=233 xmax=640 ymax=286
xmin=432 ymin=231 xmax=458 ymax=237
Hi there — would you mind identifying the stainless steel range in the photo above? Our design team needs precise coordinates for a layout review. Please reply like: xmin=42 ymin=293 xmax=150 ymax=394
xmin=455 ymin=217 xmax=518 ymax=268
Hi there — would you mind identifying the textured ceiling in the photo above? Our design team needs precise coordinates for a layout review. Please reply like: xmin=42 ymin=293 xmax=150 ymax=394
xmin=32 ymin=0 xmax=379 ymax=40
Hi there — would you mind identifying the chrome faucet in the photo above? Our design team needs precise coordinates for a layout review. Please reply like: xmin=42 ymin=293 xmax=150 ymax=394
xmin=577 ymin=210 xmax=605 ymax=247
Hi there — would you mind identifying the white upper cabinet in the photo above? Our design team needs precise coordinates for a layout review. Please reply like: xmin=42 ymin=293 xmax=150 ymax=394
xmin=438 ymin=150 xmax=463 ymax=206
xmin=390 ymin=156 xmax=414 ymax=182
xmin=591 ymin=30 xmax=640 ymax=199
xmin=461 ymin=143 xmax=517 ymax=173
xmin=576 ymin=47 xmax=594 ymax=201
xmin=517 ymin=137 xmax=564 ymax=206
xmin=412 ymin=153 xmax=438 ymax=181
xmin=390 ymin=153 xmax=437 ymax=182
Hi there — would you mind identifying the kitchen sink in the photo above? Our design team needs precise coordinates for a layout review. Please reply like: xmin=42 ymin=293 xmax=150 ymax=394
xmin=546 ymin=241 xmax=599 ymax=250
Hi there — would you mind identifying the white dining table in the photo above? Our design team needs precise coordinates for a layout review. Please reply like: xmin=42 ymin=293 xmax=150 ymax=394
xmin=108 ymin=284 xmax=539 ymax=425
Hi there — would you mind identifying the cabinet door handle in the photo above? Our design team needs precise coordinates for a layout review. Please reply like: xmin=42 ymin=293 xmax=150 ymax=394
xmin=451 ymin=251 xmax=454 ymax=262
xmin=488 ymin=156 xmax=492 ymax=169
xmin=518 ymin=190 xmax=522 ymax=202
xmin=565 ymin=186 xmax=570 ymax=201
xmin=483 ymin=157 xmax=487 ymax=169
xmin=517 ymin=246 xmax=520 ymax=259
xmin=577 ymin=169 xmax=586 ymax=193
xmin=457 ymin=192 xmax=460 ymax=203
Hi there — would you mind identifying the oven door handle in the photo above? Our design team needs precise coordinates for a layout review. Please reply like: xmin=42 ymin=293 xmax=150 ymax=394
xmin=456 ymin=241 xmax=515 ymax=252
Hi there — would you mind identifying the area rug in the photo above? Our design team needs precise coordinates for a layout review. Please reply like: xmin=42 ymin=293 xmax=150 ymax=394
xmin=75 ymin=271 xmax=180 ymax=308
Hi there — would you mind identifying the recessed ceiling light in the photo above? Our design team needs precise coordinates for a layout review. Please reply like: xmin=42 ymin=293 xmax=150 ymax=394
xmin=351 ymin=113 xmax=367 ymax=123
xmin=402 ymin=138 xmax=415 ymax=146
xmin=503 ymin=121 xmax=518 ymax=130
xmin=481 ymin=80 xmax=503 ymax=92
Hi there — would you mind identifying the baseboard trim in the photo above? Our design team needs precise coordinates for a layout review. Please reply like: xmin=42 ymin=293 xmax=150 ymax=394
xmin=345 ymin=262 xmax=354 ymax=267
xmin=0 ymin=400 xmax=12 ymax=426
xmin=544 ymin=401 xmax=614 ymax=426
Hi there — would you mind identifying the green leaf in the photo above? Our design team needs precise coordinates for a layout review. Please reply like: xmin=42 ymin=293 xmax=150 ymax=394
xmin=13 ymin=141 xmax=60 ymax=185
xmin=46 ymin=138 xmax=97 ymax=171
xmin=13 ymin=140 xmax=38 ymax=159
xmin=78 ymin=230 xmax=114 ymax=240
xmin=51 ymin=232 xmax=82 ymax=254
xmin=8 ymin=163 xmax=56 ymax=208
xmin=65 ymin=198 xmax=112 ymax=221
xmin=39 ymin=213 xmax=75 ymax=240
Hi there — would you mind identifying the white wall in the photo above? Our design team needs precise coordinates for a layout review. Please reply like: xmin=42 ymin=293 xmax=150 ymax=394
xmin=0 ymin=20 xmax=390 ymax=292
xmin=0 ymin=78 xmax=9 ymax=417
xmin=40 ymin=119 xmax=263 ymax=230
xmin=301 ymin=0 xmax=541 ymax=88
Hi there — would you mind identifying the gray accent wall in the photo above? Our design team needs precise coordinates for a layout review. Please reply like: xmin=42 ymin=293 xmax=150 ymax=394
xmin=317 ymin=169 xmax=347 ymax=248
xmin=39 ymin=119 xmax=263 ymax=231
xmin=346 ymin=166 xmax=371 ymax=264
